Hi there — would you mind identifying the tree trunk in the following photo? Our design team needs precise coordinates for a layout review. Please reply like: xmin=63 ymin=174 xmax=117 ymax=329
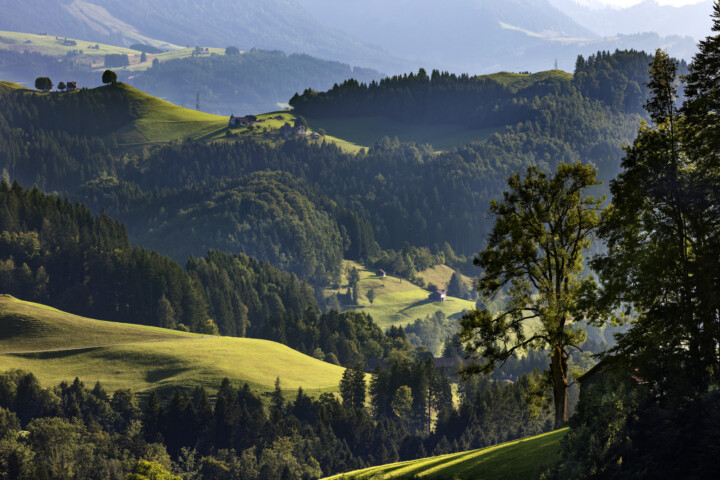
xmin=551 ymin=345 xmax=568 ymax=429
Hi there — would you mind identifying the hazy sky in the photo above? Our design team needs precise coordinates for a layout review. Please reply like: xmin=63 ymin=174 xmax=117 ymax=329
xmin=584 ymin=0 xmax=706 ymax=6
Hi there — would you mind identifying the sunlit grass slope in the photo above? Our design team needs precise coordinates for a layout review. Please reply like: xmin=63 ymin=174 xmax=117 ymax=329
xmin=0 ymin=31 xmax=142 ymax=59
xmin=114 ymin=83 xmax=228 ymax=143
xmin=327 ymin=262 xmax=476 ymax=330
xmin=223 ymin=110 xmax=364 ymax=154
xmin=0 ymin=296 xmax=347 ymax=396
xmin=481 ymin=70 xmax=573 ymax=92
xmin=0 ymin=80 xmax=29 ymax=94
xmin=323 ymin=428 xmax=567 ymax=480
xmin=0 ymin=295 xmax=197 ymax=352
xmin=416 ymin=264 xmax=473 ymax=291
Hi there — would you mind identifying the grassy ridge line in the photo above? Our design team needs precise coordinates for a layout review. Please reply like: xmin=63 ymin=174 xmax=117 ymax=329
xmin=0 ymin=295 xmax=198 ymax=352
xmin=0 ymin=80 xmax=30 ymax=94
xmin=112 ymin=83 xmax=229 ymax=144
xmin=0 ymin=295 xmax=347 ymax=396
xmin=323 ymin=428 xmax=567 ymax=480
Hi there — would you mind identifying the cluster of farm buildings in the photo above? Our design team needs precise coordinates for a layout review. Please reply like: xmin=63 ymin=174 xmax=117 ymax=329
xmin=229 ymin=115 xmax=321 ymax=139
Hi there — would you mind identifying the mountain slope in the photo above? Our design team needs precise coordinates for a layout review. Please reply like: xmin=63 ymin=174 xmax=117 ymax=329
xmin=0 ymin=295 xmax=348 ymax=396
xmin=300 ymin=0 xmax=696 ymax=72
xmin=550 ymin=0 xmax=715 ymax=41
xmin=0 ymin=0 xmax=404 ymax=72
xmin=322 ymin=428 xmax=568 ymax=479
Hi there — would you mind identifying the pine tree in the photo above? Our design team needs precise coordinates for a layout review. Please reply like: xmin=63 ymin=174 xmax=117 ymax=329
xmin=270 ymin=376 xmax=284 ymax=420
xmin=142 ymin=391 xmax=163 ymax=443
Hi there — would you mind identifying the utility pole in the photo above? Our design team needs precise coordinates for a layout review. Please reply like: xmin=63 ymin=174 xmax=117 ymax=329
xmin=554 ymin=59 xmax=558 ymax=70
xmin=196 ymin=91 xmax=200 ymax=111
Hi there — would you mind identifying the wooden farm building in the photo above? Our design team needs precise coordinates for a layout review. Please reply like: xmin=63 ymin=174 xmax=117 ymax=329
xmin=428 ymin=289 xmax=447 ymax=302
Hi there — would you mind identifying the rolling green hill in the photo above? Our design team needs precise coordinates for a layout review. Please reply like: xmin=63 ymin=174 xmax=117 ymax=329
xmin=0 ymin=294 xmax=197 ymax=352
xmin=416 ymin=264 xmax=473 ymax=291
xmin=0 ymin=79 xmax=29 ymax=94
xmin=0 ymin=80 xmax=228 ymax=144
xmin=327 ymin=261 xmax=476 ymax=330
xmin=323 ymin=428 xmax=567 ymax=480
xmin=0 ymin=295 xmax=348 ymax=396
xmin=106 ymin=82 xmax=228 ymax=144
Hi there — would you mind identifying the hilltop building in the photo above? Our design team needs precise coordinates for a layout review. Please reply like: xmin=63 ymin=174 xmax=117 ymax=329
xmin=66 ymin=81 xmax=77 ymax=92
xmin=229 ymin=114 xmax=257 ymax=127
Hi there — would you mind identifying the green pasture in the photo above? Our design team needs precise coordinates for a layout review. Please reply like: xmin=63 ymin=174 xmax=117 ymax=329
xmin=0 ymin=296 xmax=347 ymax=396
xmin=224 ymin=110 xmax=365 ymax=154
xmin=480 ymin=69 xmax=574 ymax=92
xmin=0 ymin=30 xmax=140 ymax=59
xmin=327 ymin=261 xmax=476 ymax=329
xmin=112 ymin=83 xmax=228 ymax=143
xmin=416 ymin=264 xmax=473 ymax=291
xmin=323 ymin=428 xmax=567 ymax=479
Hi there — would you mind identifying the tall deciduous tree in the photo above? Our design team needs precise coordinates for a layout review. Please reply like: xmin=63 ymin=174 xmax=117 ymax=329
xmin=460 ymin=162 xmax=605 ymax=429
xmin=102 ymin=69 xmax=117 ymax=86
xmin=34 ymin=77 xmax=52 ymax=92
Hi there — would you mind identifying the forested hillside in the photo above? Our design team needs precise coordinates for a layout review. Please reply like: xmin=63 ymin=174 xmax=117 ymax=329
xmin=0 ymin=50 xmax=653 ymax=286
xmin=0 ymin=182 xmax=406 ymax=365
xmin=130 ymin=49 xmax=380 ymax=114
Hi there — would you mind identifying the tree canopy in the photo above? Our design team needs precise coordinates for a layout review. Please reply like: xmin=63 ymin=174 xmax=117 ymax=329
xmin=460 ymin=162 xmax=605 ymax=428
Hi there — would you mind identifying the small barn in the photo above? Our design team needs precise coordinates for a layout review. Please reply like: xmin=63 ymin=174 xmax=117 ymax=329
xmin=377 ymin=269 xmax=386 ymax=277
xmin=229 ymin=115 xmax=257 ymax=127
xmin=428 ymin=289 xmax=447 ymax=302
xmin=66 ymin=81 xmax=77 ymax=92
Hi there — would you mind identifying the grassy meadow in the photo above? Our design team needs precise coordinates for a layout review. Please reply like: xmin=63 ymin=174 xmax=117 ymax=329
xmin=323 ymin=428 xmax=567 ymax=480
xmin=223 ymin=110 xmax=365 ymax=154
xmin=113 ymin=83 xmax=229 ymax=144
xmin=0 ymin=296 xmax=348 ymax=397
xmin=416 ymin=264 xmax=473 ymax=291
xmin=0 ymin=30 xmax=142 ymax=59
xmin=327 ymin=262 xmax=476 ymax=330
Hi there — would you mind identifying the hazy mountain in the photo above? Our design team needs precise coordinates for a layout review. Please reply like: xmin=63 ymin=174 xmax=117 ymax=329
xmin=300 ymin=0 xmax=697 ymax=73
xmin=0 ymin=0 xmax=702 ymax=76
xmin=550 ymin=0 xmax=715 ymax=41
xmin=300 ymin=0 xmax=598 ymax=71
xmin=0 ymin=0 xmax=406 ymax=72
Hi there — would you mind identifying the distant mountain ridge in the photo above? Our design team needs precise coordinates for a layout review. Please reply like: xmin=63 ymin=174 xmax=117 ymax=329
xmin=0 ymin=0 xmax=702 ymax=75
xmin=0 ymin=0 xmax=407 ymax=72
xmin=550 ymin=0 xmax=715 ymax=41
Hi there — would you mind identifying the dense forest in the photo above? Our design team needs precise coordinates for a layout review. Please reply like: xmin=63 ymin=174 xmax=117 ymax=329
xmin=0 ymin=361 xmax=553 ymax=480
xmin=0 ymin=50 xmax=651 ymax=285
xmin=289 ymin=49 xmax=680 ymax=122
